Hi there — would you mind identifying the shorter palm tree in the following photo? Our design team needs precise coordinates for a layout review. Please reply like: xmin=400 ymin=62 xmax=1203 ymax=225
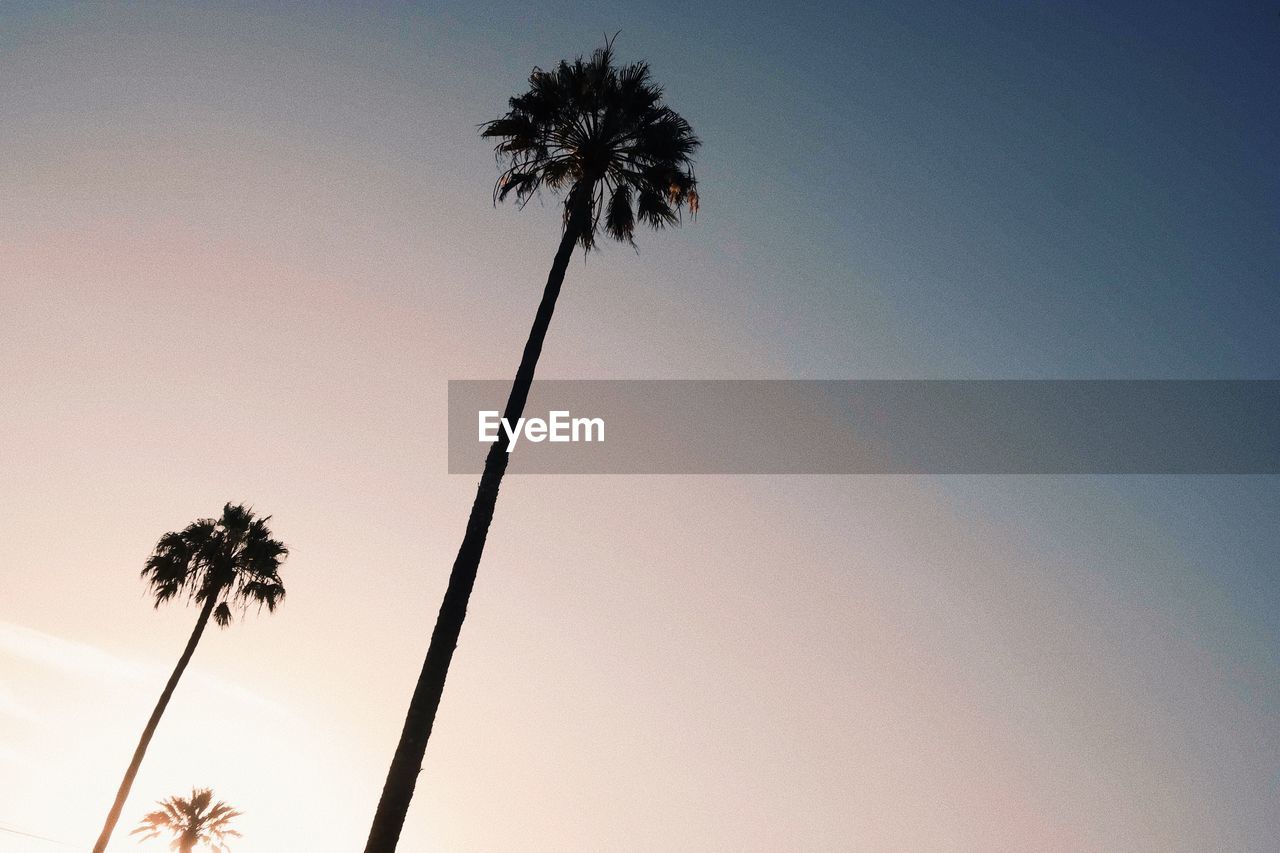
xmin=130 ymin=788 xmax=241 ymax=853
xmin=94 ymin=504 xmax=288 ymax=852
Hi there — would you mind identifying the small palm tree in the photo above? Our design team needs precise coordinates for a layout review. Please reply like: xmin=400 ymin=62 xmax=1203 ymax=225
xmin=93 ymin=504 xmax=287 ymax=853
xmin=130 ymin=788 xmax=241 ymax=853
xmin=364 ymin=38 xmax=699 ymax=851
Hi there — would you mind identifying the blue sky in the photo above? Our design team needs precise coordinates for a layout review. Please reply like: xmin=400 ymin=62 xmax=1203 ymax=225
xmin=10 ymin=0 xmax=1274 ymax=378
xmin=330 ymin=0 xmax=1280 ymax=377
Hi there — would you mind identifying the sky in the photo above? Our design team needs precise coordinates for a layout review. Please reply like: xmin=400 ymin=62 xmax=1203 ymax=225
xmin=1 ymin=1 xmax=1278 ymax=850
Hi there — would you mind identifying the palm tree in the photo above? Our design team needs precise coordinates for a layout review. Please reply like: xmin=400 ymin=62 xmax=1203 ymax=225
xmin=93 ymin=504 xmax=288 ymax=853
xmin=363 ymin=39 xmax=699 ymax=850
xmin=130 ymin=788 xmax=241 ymax=853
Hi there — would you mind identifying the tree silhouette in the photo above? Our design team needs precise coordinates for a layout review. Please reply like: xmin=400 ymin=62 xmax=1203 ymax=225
xmin=93 ymin=504 xmax=287 ymax=853
xmin=363 ymin=39 xmax=699 ymax=851
xmin=130 ymin=788 xmax=241 ymax=853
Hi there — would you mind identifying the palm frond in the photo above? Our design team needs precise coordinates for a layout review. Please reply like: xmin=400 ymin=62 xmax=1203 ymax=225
xmin=132 ymin=788 xmax=241 ymax=852
xmin=481 ymin=39 xmax=699 ymax=251
xmin=139 ymin=504 xmax=289 ymax=629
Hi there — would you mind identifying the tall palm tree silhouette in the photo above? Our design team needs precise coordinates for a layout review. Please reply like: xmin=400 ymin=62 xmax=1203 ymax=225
xmin=364 ymin=39 xmax=699 ymax=850
xmin=130 ymin=788 xmax=241 ymax=853
xmin=93 ymin=504 xmax=288 ymax=853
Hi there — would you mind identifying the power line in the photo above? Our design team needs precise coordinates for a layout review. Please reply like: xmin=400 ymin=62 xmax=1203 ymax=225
xmin=0 ymin=822 xmax=74 ymax=847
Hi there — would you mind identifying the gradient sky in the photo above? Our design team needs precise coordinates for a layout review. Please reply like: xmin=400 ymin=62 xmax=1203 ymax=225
xmin=2 ymin=2 xmax=1278 ymax=851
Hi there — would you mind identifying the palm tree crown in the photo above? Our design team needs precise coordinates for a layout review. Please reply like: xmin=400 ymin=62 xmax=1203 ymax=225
xmin=481 ymin=38 xmax=700 ymax=249
xmin=143 ymin=503 xmax=287 ymax=628
xmin=131 ymin=788 xmax=241 ymax=853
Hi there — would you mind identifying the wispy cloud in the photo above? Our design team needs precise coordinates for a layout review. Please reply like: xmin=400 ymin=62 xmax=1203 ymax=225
xmin=0 ymin=620 xmax=148 ymax=683
xmin=0 ymin=619 xmax=285 ymax=717
xmin=0 ymin=683 xmax=36 ymax=723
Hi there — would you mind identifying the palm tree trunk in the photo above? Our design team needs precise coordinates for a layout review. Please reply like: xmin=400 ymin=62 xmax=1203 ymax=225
xmin=93 ymin=595 xmax=218 ymax=853
xmin=363 ymin=195 xmax=591 ymax=852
